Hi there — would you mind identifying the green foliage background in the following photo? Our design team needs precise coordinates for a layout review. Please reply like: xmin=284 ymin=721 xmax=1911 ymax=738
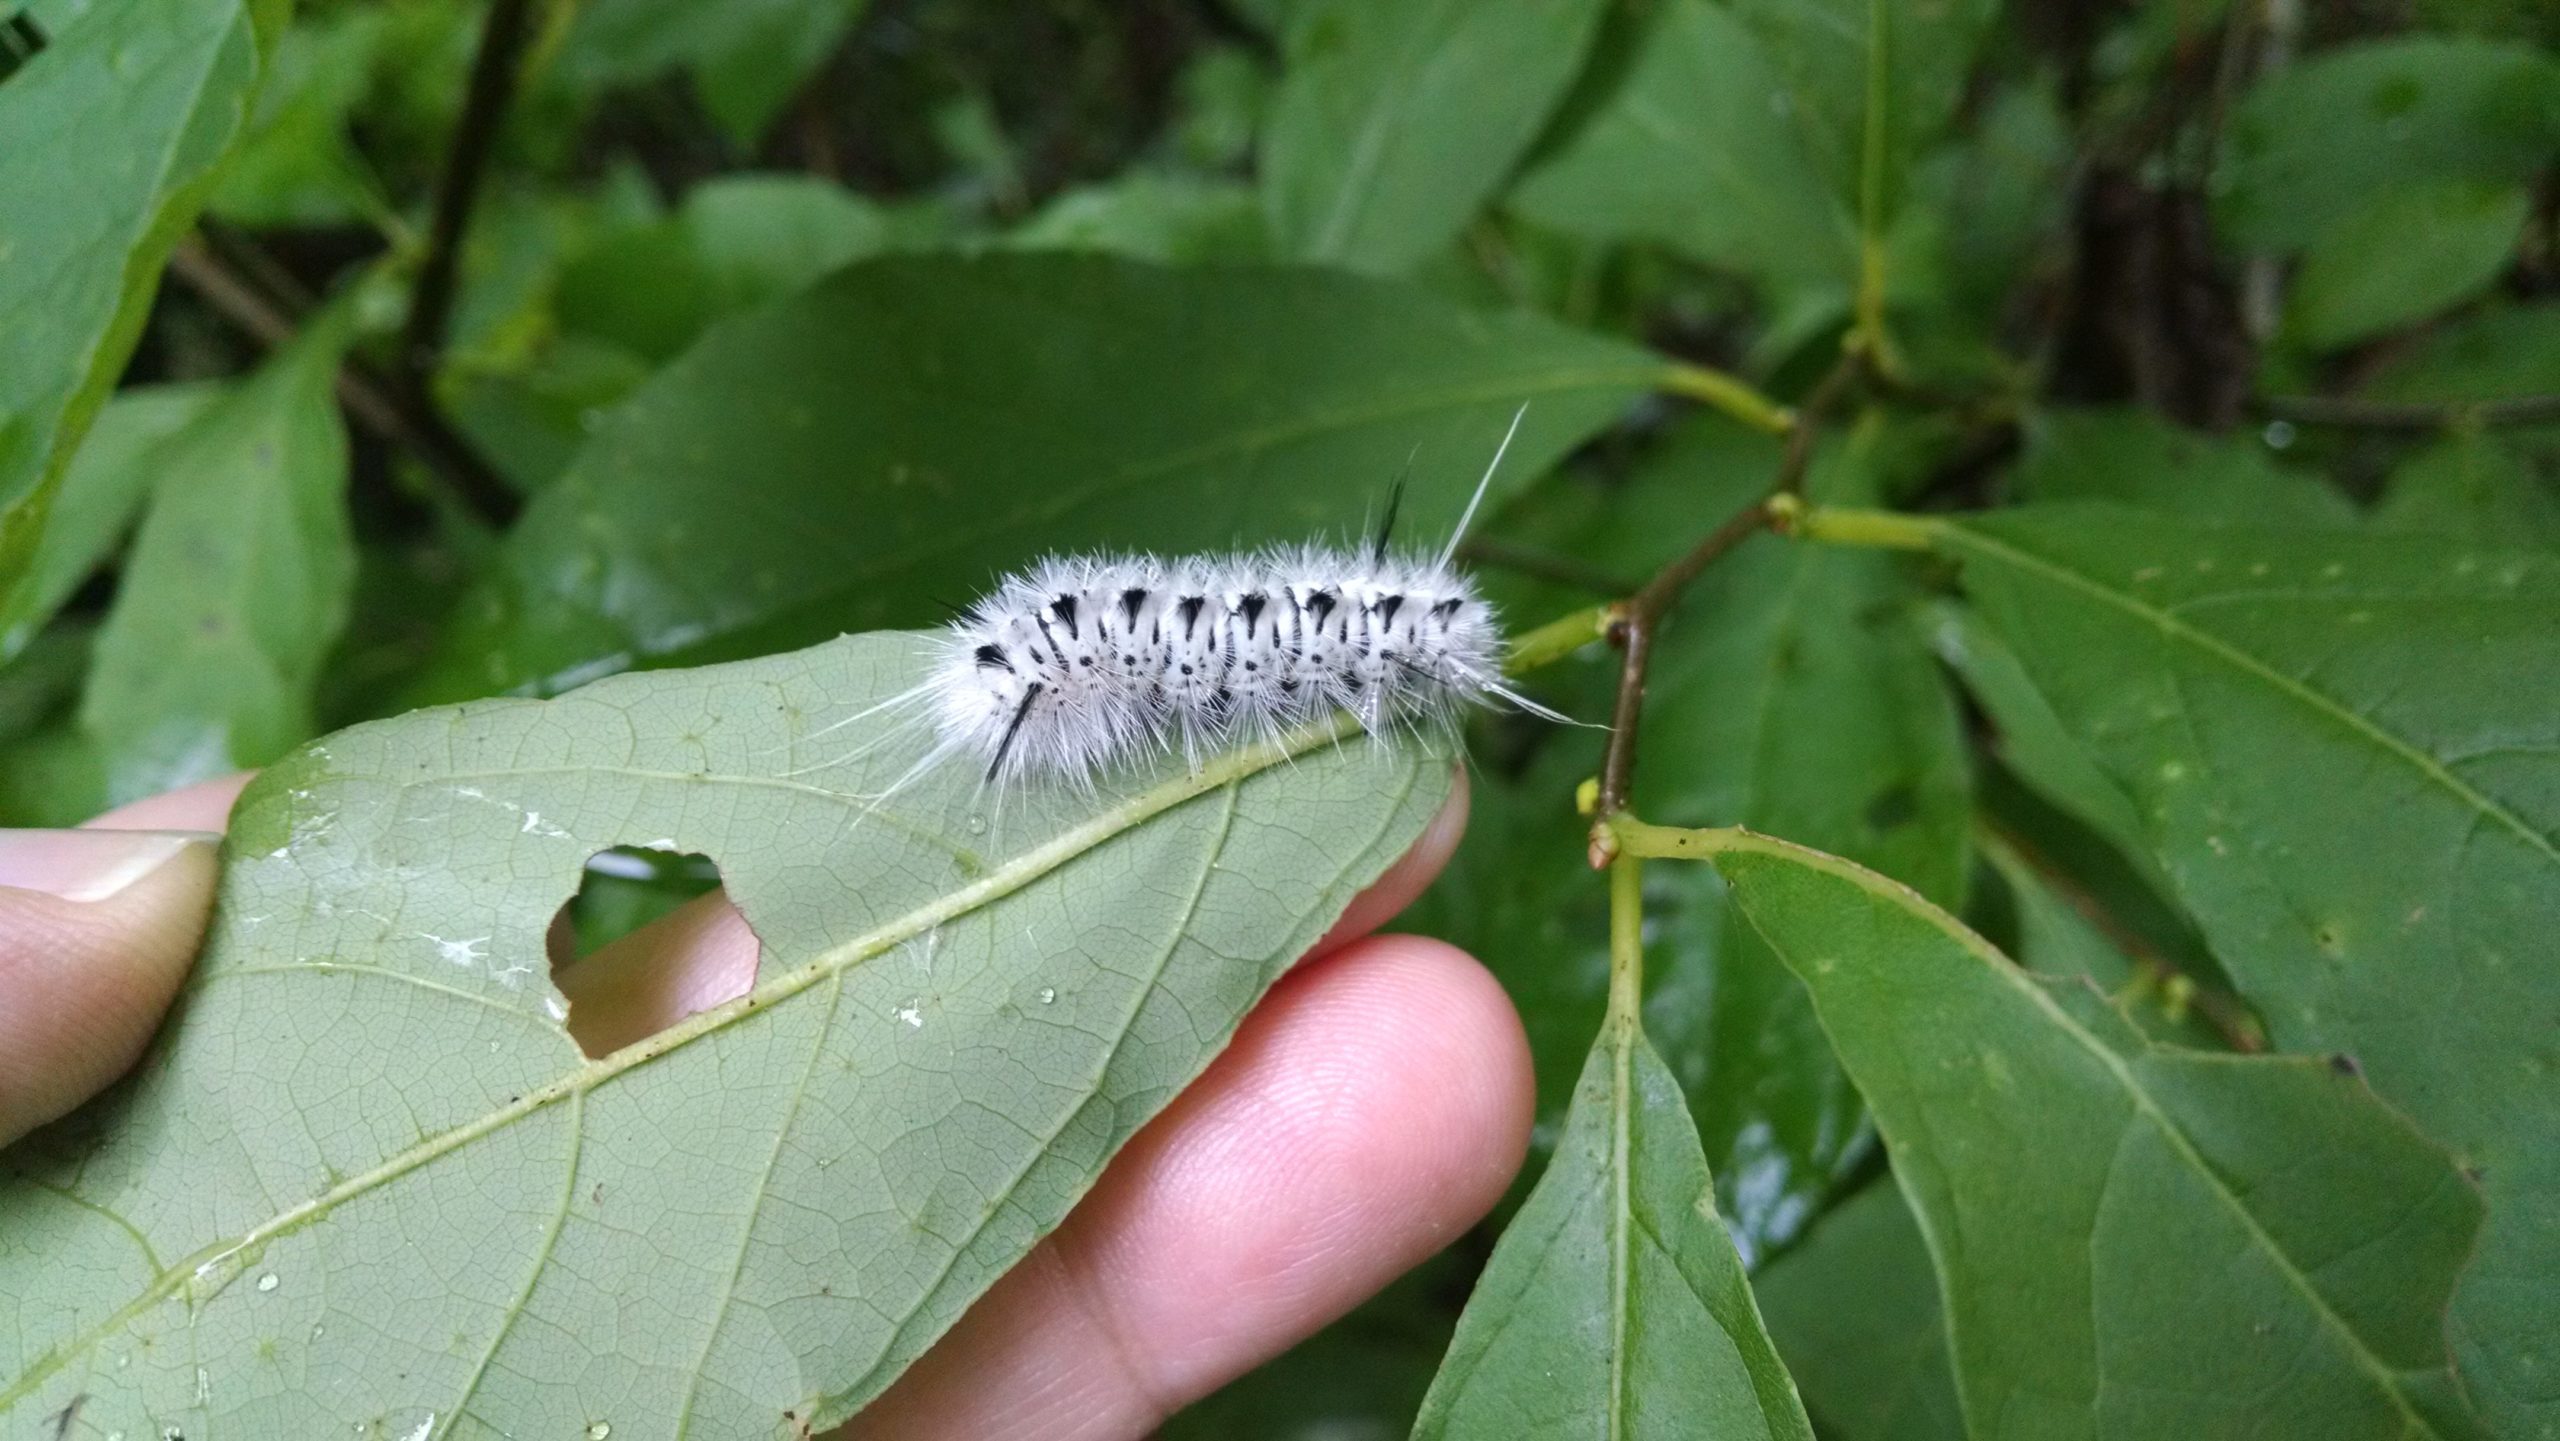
xmin=1 ymin=0 xmax=2555 ymax=1436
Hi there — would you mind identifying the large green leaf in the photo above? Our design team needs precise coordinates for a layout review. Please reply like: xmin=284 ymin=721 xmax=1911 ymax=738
xmin=1412 ymin=993 xmax=1814 ymax=1439
xmin=1703 ymin=829 xmax=2486 ymax=1438
xmin=409 ymin=254 xmax=1660 ymax=701
xmin=2218 ymin=36 xmax=2560 ymax=252
xmin=1508 ymin=0 xmax=1857 ymax=283
xmin=1260 ymin=0 xmax=1609 ymax=273
xmin=76 ymin=309 xmax=357 ymax=809
xmin=0 ymin=0 xmax=274 ymax=625
xmin=0 ymin=632 xmax=1448 ymax=1437
xmin=2008 ymin=408 xmax=2354 ymax=527
xmin=1755 ymin=1181 xmax=1961 ymax=1441
xmin=1935 ymin=505 xmax=2559 ymax=1436
xmin=2373 ymin=434 xmax=2560 ymax=546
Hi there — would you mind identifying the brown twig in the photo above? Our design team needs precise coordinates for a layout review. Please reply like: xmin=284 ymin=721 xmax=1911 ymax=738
xmin=399 ymin=0 xmax=533 ymax=401
xmin=2257 ymin=392 xmax=2560 ymax=431
xmin=1590 ymin=350 xmax=1866 ymax=827
xmin=167 ymin=240 xmax=519 ymax=524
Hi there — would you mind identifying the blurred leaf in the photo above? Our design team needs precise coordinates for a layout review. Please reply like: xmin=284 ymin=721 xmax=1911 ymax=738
xmin=1262 ymin=0 xmax=1609 ymax=273
xmin=1755 ymin=1180 xmax=1961 ymax=1441
xmin=410 ymin=254 xmax=1662 ymax=701
xmin=0 ymin=382 xmax=219 ymax=659
xmin=206 ymin=3 xmax=389 ymax=227
xmin=1891 ymin=80 xmax=2073 ymax=326
xmin=1413 ymin=1000 xmax=1815 ymax=1440
xmin=1008 ymin=174 xmax=1271 ymax=263
xmin=2285 ymin=180 xmax=2530 ymax=350
xmin=1168 ymin=43 xmax=1271 ymax=170
xmin=1711 ymin=832 xmax=2487 ymax=1438
xmin=0 ymin=632 xmax=1450 ymax=1436
xmin=2368 ymin=303 xmax=2560 ymax=403
xmin=558 ymin=174 xmax=895 ymax=362
xmin=2219 ymin=36 xmax=2560 ymax=252
xmin=2010 ymin=408 xmax=2355 ymax=526
xmin=1979 ymin=834 xmax=2232 ymax=1051
xmin=562 ymin=0 xmax=872 ymax=144
xmin=1510 ymin=0 xmax=1856 ymax=283
xmin=0 ymin=622 xmax=89 ymax=754
xmin=1725 ymin=0 xmax=2000 ymax=222
xmin=0 ymin=0 xmax=274 ymax=631
xmin=1939 ymin=504 xmax=2560 ymax=1436
xmin=2373 ymin=433 xmax=2560 ymax=545
xmin=76 ymin=306 xmax=356 ymax=809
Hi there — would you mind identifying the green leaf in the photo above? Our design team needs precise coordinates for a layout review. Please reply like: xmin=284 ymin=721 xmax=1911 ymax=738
xmin=206 ymin=3 xmax=390 ymax=228
xmin=556 ymin=175 xmax=897 ymax=363
xmin=74 ymin=307 xmax=358 ymax=808
xmin=2218 ymin=36 xmax=2560 ymax=252
xmin=1724 ymin=0 xmax=2000 ymax=224
xmin=1936 ymin=505 xmax=2559 ymax=1436
xmin=1706 ymin=830 xmax=2487 ymax=1438
xmin=2368 ymin=303 xmax=2560 ymax=405
xmin=2286 ymin=181 xmax=2531 ymax=350
xmin=0 ymin=633 xmax=1450 ymax=1436
xmin=1755 ymin=1181 xmax=1962 ymax=1441
xmin=1261 ymin=0 xmax=1609 ymax=273
xmin=2009 ymin=408 xmax=2355 ymax=527
xmin=409 ymin=254 xmax=1662 ymax=701
xmin=0 ymin=382 xmax=220 ymax=661
xmin=2373 ymin=434 xmax=2560 ymax=546
xmin=1509 ymin=0 xmax=1857 ymax=283
xmin=561 ymin=0 xmax=873 ymax=144
xmin=1008 ymin=174 xmax=1271 ymax=264
xmin=0 ymin=0 xmax=273 ymax=626
xmin=1412 ymin=1008 xmax=1815 ymax=1439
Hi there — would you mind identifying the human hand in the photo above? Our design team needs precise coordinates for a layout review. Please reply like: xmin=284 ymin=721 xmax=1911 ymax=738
xmin=0 ymin=772 xmax=1531 ymax=1438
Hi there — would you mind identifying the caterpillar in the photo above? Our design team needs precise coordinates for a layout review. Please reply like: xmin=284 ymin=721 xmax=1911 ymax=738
xmin=811 ymin=408 xmax=1564 ymax=799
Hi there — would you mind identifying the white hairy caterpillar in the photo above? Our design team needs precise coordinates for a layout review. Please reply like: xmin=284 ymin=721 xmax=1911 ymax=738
xmin=814 ymin=409 xmax=1563 ymax=799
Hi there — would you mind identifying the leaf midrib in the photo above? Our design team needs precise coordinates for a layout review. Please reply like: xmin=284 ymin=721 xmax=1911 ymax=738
xmin=1713 ymin=830 xmax=2455 ymax=1439
xmin=1944 ymin=524 xmax=2559 ymax=867
xmin=0 ymin=709 xmax=1374 ymax=1416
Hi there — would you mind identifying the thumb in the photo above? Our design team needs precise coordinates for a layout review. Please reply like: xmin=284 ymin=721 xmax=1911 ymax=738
xmin=0 ymin=828 xmax=222 ymax=1146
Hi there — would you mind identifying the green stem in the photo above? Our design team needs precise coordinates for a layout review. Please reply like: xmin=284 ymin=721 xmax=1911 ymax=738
xmin=1850 ymin=0 xmax=1903 ymax=380
xmin=1503 ymin=603 xmax=1615 ymax=676
xmin=1606 ymin=850 xmax=1646 ymax=1030
xmin=1792 ymin=504 xmax=1943 ymax=551
xmin=1658 ymin=362 xmax=1797 ymax=436
xmin=1609 ymin=816 xmax=1747 ymax=862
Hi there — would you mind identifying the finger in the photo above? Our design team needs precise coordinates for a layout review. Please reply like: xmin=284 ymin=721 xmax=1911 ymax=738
xmin=553 ymin=770 xmax=1471 ymax=1054
xmin=837 ymin=935 xmax=1534 ymax=1440
xmin=0 ymin=827 xmax=223 ymax=1144
xmin=84 ymin=772 xmax=254 ymax=833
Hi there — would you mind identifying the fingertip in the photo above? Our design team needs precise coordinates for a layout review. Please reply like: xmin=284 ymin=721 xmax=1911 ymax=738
xmin=85 ymin=773 xmax=254 ymax=833
xmin=1314 ymin=767 xmax=1470 ymax=955
xmin=845 ymin=932 xmax=1531 ymax=1440
xmin=0 ymin=832 xmax=221 ymax=1144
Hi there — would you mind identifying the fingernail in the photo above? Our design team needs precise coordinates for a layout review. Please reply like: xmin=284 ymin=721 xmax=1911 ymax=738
xmin=0 ymin=830 xmax=220 ymax=903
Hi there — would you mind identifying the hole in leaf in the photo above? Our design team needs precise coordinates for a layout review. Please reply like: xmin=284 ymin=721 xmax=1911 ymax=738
xmin=548 ymin=847 xmax=760 ymax=1058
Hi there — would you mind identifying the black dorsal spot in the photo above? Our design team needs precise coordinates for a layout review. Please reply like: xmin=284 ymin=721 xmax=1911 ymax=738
xmin=1238 ymin=592 xmax=1268 ymax=632
xmin=1049 ymin=595 xmax=1079 ymax=637
xmin=1177 ymin=595 xmax=1207 ymax=637
xmin=1306 ymin=589 xmax=1338 ymax=625
xmin=1431 ymin=597 xmax=1464 ymax=620
xmin=973 ymin=643 xmax=1010 ymax=670
xmin=1121 ymin=588 xmax=1148 ymax=624
xmin=1375 ymin=594 xmax=1404 ymax=628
